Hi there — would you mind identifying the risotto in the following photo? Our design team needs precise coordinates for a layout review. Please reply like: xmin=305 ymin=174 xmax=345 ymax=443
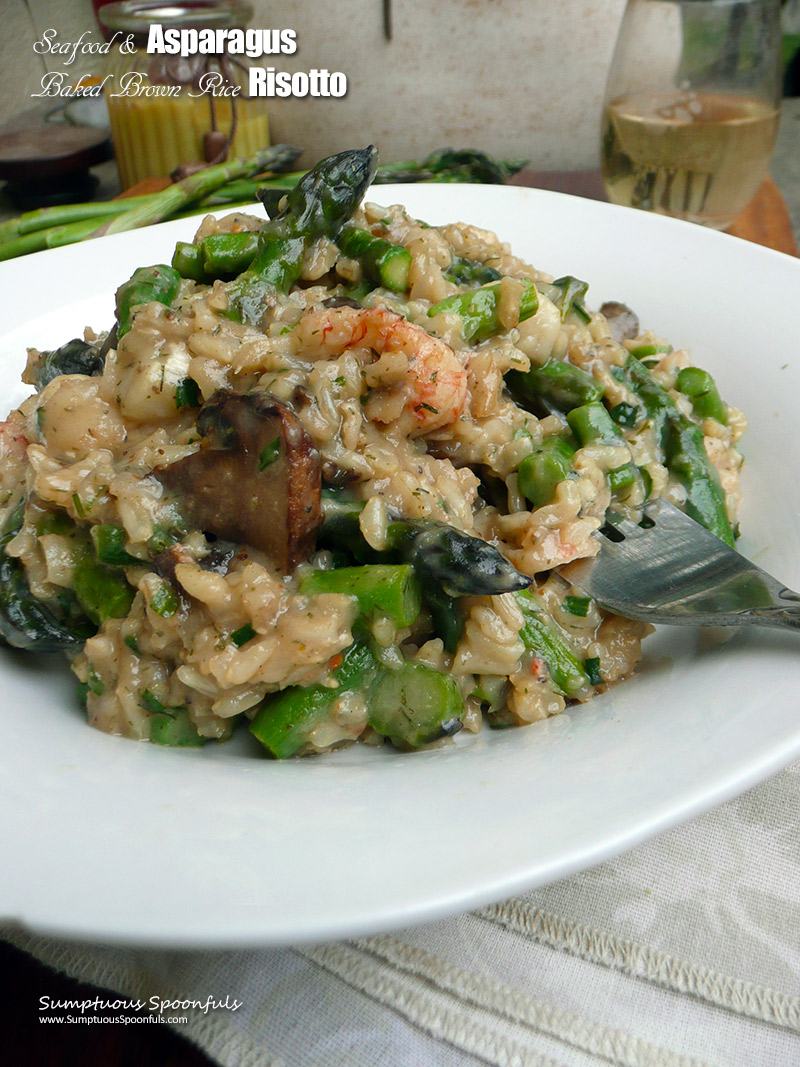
xmin=0 ymin=147 xmax=745 ymax=756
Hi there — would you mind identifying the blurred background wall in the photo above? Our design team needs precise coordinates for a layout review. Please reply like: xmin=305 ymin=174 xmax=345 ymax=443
xmin=1 ymin=0 xmax=798 ymax=167
xmin=0 ymin=0 xmax=101 ymax=124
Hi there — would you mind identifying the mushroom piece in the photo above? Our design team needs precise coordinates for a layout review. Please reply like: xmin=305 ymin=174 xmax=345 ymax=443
xmin=599 ymin=301 xmax=640 ymax=345
xmin=154 ymin=390 xmax=322 ymax=573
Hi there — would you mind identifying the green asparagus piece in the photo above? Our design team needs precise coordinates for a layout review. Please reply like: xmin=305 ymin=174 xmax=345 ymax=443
xmin=173 ymin=232 xmax=262 ymax=283
xmin=337 ymin=224 xmax=411 ymax=292
xmin=607 ymin=462 xmax=638 ymax=494
xmin=676 ymin=367 xmax=727 ymax=424
xmin=422 ymin=583 xmax=465 ymax=654
xmin=149 ymin=708 xmax=205 ymax=747
xmin=227 ymin=147 xmax=379 ymax=323
xmin=615 ymin=356 xmax=734 ymax=545
xmin=0 ymin=147 xmax=302 ymax=261
xmin=201 ymin=232 xmax=260 ymax=276
xmin=0 ymin=503 xmax=95 ymax=651
xmin=90 ymin=525 xmax=142 ymax=567
xmin=629 ymin=343 xmax=671 ymax=359
xmin=566 ymin=402 xmax=626 ymax=446
xmin=367 ymin=661 xmax=464 ymax=748
xmin=515 ymin=589 xmax=591 ymax=696
xmin=516 ymin=436 xmax=576 ymax=507
xmin=115 ymin=264 xmax=182 ymax=338
xmin=428 ymin=279 xmax=538 ymax=343
xmin=250 ymin=639 xmax=378 ymax=759
xmin=563 ymin=596 xmax=591 ymax=617
xmin=299 ymin=564 xmax=422 ymax=628
xmin=506 ymin=357 xmax=604 ymax=415
xmin=140 ymin=691 xmax=204 ymax=747
xmin=72 ymin=544 xmax=136 ymax=625
xmin=172 ymin=241 xmax=209 ymax=282
xmin=663 ymin=416 xmax=735 ymax=546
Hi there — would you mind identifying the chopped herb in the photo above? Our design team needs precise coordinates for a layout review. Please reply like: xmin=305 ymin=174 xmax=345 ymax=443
xmin=585 ymin=656 xmax=603 ymax=685
xmin=91 ymin=524 xmax=141 ymax=566
xmin=258 ymin=437 xmax=281 ymax=470
xmin=418 ymin=402 xmax=439 ymax=414
xmin=87 ymin=663 xmax=105 ymax=696
xmin=71 ymin=493 xmax=86 ymax=519
xmin=124 ymin=634 xmax=141 ymax=655
xmin=148 ymin=525 xmax=179 ymax=554
xmin=231 ymin=622 xmax=256 ymax=647
xmin=139 ymin=689 xmax=173 ymax=716
xmin=150 ymin=582 xmax=179 ymax=618
xmin=563 ymin=596 xmax=590 ymax=617
xmin=175 ymin=377 xmax=201 ymax=409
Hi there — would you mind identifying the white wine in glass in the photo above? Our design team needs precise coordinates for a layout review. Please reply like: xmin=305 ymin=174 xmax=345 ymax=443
xmin=601 ymin=0 xmax=782 ymax=229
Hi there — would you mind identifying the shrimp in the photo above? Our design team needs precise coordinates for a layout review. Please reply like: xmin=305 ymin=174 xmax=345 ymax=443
xmin=0 ymin=412 xmax=28 ymax=465
xmin=292 ymin=305 xmax=468 ymax=436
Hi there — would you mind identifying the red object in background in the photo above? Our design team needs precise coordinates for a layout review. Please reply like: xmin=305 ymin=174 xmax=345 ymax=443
xmin=92 ymin=0 xmax=117 ymax=38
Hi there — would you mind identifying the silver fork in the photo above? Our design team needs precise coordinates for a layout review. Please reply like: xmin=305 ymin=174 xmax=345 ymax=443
xmin=568 ymin=497 xmax=800 ymax=631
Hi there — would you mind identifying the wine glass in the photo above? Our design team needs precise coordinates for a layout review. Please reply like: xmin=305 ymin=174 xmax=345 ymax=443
xmin=601 ymin=0 xmax=782 ymax=229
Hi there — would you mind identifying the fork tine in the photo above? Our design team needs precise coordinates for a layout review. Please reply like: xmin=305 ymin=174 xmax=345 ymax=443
xmin=569 ymin=498 xmax=800 ymax=631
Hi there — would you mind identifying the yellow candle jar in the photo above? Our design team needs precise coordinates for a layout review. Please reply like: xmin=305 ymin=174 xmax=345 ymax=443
xmin=100 ymin=0 xmax=270 ymax=188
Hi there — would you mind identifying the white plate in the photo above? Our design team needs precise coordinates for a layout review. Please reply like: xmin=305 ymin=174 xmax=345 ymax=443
xmin=1 ymin=185 xmax=799 ymax=949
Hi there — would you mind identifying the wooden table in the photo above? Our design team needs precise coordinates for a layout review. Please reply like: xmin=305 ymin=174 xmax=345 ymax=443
xmin=2 ymin=169 xmax=797 ymax=1067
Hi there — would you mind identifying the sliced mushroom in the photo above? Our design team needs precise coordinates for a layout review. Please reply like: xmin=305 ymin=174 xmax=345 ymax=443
xmin=599 ymin=301 xmax=640 ymax=345
xmin=154 ymin=390 xmax=322 ymax=572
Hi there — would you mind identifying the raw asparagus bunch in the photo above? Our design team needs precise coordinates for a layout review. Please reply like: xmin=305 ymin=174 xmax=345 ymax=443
xmin=0 ymin=145 xmax=302 ymax=261
xmin=0 ymin=148 xmax=527 ymax=262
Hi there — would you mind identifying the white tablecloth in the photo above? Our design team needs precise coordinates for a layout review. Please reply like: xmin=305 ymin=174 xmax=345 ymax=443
xmin=5 ymin=759 xmax=800 ymax=1066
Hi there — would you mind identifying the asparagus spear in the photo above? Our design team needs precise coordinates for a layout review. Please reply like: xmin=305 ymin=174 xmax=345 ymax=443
xmin=319 ymin=491 xmax=530 ymax=598
xmin=428 ymin=279 xmax=539 ymax=343
xmin=367 ymin=661 xmax=464 ymax=748
xmin=516 ymin=436 xmax=576 ymax=508
xmin=676 ymin=367 xmax=728 ymax=424
xmin=249 ymin=639 xmax=378 ymax=758
xmin=615 ymin=356 xmax=734 ymax=545
xmin=0 ymin=148 xmax=526 ymax=261
xmin=515 ymin=589 xmax=591 ymax=696
xmin=506 ymin=357 xmax=605 ymax=415
xmin=226 ymin=147 xmax=378 ymax=324
xmin=566 ymin=401 xmax=626 ymax=446
xmin=115 ymin=264 xmax=182 ymax=338
xmin=299 ymin=563 xmax=422 ymax=628
xmin=0 ymin=146 xmax=301 ymax=261
xmin=336 ymin=225 xmax=412 ymax=292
